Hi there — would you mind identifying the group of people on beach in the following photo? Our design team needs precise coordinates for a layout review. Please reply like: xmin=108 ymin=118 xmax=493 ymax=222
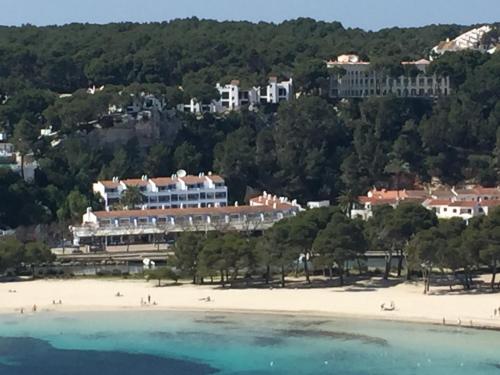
xmin=140 ymin=294 xmax=157 ymax=306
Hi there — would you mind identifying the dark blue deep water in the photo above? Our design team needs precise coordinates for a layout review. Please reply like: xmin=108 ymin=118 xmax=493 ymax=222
xmin=0 ymin=311 xmax=499 ymax=374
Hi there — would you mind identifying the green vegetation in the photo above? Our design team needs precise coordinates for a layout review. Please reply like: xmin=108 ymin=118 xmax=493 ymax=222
xmin=146 ymin=267 xmax=179 ymax=287
xmin=408 ymin=210 xmax=500 ymax=292
xmin=169 ymin=205 xmax=500 ymax=290
xmin=0 ymin=236 xmax=54 ymax=274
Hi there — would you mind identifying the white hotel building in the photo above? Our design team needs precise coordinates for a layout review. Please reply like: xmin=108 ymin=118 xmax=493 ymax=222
xmin=328 ymin=54 xmax=451 ymax=99
xmin=93 ymin=172 xmax=228 ymax=210
xmin=431 ymin=25 xmax=496 ymax=58
xmin=179 ymin=77 xmax=293 ymax=114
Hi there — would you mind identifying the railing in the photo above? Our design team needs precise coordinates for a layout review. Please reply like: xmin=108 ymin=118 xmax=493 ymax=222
xmin=72 ymin=216 xmax=293 ymax=238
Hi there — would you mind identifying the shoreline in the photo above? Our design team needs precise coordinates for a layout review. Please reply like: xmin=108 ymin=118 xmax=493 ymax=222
xmin=3 ymin=304 xmax=500 ymax=332
xmin=1 ymin=278 xmax=500 ymax=331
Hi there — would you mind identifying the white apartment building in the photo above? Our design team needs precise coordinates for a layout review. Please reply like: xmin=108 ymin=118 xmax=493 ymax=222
xmin=179 ymin=77 xmax=293 ymax=114
xmin=328 ymin=54 xmax=451 ymax=99
xmin=0 ymin=142 xmax=37 ymax=181
xmin=93 ymin=172 xmax=228 ymax=210
xmin=431 ymin=25 xmax=496 ymax=58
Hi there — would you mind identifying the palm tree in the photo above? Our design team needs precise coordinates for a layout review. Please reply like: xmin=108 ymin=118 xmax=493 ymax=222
xmin=120 ymin=186 xmax=144 ymax=209
xmin=337 ymin=189 xmax=359 ymax=218
xmin=384 ymin=158 xmax=410 ymax=199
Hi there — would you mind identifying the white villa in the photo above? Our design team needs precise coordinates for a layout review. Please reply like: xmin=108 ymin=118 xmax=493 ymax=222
xmin=93 ymin=172 xmax=228 ymax=210
xmin=179 ymin=77 xmax=293 ymax=114
xmin=328 ymin=54 xmax=451 ymax=99
xmin=431 ymin=25 xmax=497 ymax=58
xmin=351 ymin=186 xmax=500 ymax=221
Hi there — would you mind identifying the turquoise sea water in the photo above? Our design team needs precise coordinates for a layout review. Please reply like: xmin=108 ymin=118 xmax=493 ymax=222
xmin=0 ymin=310 xmax=499 ymax=374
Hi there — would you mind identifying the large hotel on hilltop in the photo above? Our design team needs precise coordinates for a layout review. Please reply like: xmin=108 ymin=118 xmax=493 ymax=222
xmin=328 ymin=54 xmax=451 ymax=99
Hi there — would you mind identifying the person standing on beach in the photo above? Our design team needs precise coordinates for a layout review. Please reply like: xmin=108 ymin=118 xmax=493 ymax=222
xmin=148 ymin=295 xmax=151 ymax=304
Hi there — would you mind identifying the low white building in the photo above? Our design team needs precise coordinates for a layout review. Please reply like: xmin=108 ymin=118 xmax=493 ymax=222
xmin=306 ymin=200 xmax=330 ymax=209
xmin=328 ymin=54 xmax=451 ymax=99
xmin=423 ymin=199 xmax=500 ymax=221
xmin=179 ymin=77 xmax=293 ymax=114
xmin=72 ymin=192 xmax=301 ymax=247
xmin=93 ymin=172 xmax=228 ymax=210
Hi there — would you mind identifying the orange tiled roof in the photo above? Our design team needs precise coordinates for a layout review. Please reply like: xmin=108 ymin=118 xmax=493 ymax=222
xmin=99 ymin=180 xmax=120 ymax=189
xmin=424 ymin=199 xmax=454 ymax=206
xmin=207 ymin=174 xmax=225 ymax=183
xmin=150 ymin=177 xmax=176 ymax=186
xmin=179 ymin=175 xmax=206 ymax=184
xmin=121 ymin=179 xmax=149 ymax=187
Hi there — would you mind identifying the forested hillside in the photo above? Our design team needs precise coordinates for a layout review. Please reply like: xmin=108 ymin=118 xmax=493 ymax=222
xmin=0 ymin=18 xmax=500 ymax=236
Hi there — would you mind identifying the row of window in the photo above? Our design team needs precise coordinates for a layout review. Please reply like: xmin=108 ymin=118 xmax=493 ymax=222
xmin=334 ymin=87 xmax=448 ymax=97
xmin=150 ymin=192 xmax=227 ymax=203
xmin=98 ymin=212 xmax=281 ymax=226
xmin=340 ymin=77 xmax=447 ymax=86
xmin=106 ymin=185 xmax=226 ymax=194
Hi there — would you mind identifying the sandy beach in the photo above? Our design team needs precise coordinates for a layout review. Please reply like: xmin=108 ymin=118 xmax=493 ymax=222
xmin=1 ymin=278 xmax=500 ymax=329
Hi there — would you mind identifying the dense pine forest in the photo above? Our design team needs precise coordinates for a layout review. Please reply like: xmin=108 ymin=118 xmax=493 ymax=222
xmin=1 ymin=18 xmax=500 ymax=236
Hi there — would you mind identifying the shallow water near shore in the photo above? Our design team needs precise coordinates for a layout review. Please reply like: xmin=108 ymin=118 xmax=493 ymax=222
xmin=0 ymin=310 xmax=499 ymax=374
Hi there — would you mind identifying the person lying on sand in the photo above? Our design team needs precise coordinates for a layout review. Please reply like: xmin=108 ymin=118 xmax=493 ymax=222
xmin=380 ymin=301 xmax=396 ymax=311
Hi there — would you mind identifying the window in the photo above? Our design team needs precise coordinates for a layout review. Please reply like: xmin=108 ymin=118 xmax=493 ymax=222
xmin=159 ymin=196 xmax=170 ymax=203
xmin=200 ymin=192 xmax=206 ymax=199
xmin=171 ymin=194 xmax=178 ymax=202
xmin=188 ymin=194 xmax=199 ymax=200
xmin=215 ymin=192 xmax=227 ymax=199
xmin=221 ymin=92 xmax=229 ymax=99
xmin=178 ymin=195 xmax=187 ymax=201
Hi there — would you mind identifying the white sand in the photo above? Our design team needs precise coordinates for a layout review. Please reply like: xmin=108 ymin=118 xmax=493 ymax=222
xmin=1 ymin=278 xmax=500 ymax=329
